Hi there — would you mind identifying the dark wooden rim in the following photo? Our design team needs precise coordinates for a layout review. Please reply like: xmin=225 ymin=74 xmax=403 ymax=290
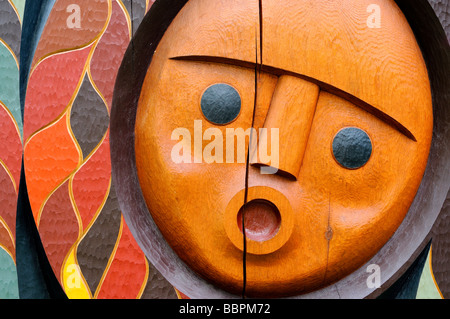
xmin=110 ymin=0 xmax=450 ymax=299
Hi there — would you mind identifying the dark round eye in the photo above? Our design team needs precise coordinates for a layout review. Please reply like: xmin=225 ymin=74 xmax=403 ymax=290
xmin=332 ymin=127 xmax=372 ymax=169
xmin=201 ymin=83 xmax=241 ymax=125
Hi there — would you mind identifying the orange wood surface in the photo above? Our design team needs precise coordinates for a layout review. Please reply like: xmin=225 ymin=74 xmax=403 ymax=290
xmin=134 ymin=0 xmax=433 ymax=297
xmin=252 ymin=75 xmax=319 ymax=179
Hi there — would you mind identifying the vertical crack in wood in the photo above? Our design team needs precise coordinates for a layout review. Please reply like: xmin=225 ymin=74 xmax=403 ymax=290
xmin=242 ymin=0 xmax=264 ymax=299
xmin=258 ymin=0 xmax=263 ymax=72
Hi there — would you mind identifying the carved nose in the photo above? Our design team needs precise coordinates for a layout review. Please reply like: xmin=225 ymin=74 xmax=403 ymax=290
xmin=251 ymin=75 xmax=319 ymax=180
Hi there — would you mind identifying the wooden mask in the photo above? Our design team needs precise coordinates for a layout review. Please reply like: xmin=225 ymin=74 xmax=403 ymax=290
xmin=128 ymin=0 xmax=433 ymax=297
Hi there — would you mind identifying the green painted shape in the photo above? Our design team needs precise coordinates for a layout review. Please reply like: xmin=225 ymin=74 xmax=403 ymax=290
xmin=0 ymin=40 xmax=22 ymax=137
xmin=416 ymin=249 xmax=443 ymax=299
xmin=332 ymin=127 xmax=372 ymax=169
xmin=10 ymin=0 xmax=26 ymax=21
xmin=0 ymin=246 xmax=19 ymax=299
xmin=201 ymin=83 xmax=242 ymax=125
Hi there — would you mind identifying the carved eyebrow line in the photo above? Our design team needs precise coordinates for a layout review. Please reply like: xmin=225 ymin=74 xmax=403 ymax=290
xmin=170 ymin=55 xmax=416 ymax=141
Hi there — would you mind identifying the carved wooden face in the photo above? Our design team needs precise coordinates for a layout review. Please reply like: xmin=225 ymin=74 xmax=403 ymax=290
xmin=134 ymin=0 xmax=432 ymax=297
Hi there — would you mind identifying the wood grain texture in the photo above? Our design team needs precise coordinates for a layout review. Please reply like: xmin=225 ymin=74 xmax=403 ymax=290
xmin=262 ymin=0 xmax=432 ymax=143
xmin=135 ymin=62 xmax=255 ymax=295
xmin=166 ymin=0 xmax=259 ymax=64
xmin=322 ymin=0 xmax=449 ymax=299
xmin=252 ymin=75 xmax=319 ymax=179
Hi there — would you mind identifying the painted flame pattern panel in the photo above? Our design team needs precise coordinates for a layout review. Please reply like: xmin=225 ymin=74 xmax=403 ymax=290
xmin=0 ymin=0 xmax=24 ymax=299
xmin=22 ymin=0 xmax=171 ymax=299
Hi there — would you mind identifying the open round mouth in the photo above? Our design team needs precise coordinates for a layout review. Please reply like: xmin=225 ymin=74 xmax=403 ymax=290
xmin=237 ymin=199 xmax=281 ymax=242
xmin=224 ymin=186 xmax=294 ymax=255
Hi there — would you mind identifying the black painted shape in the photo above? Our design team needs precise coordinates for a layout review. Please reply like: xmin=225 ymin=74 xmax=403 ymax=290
xmin=70 ymin=73 xmax=110 ymax=159
xmin=378 ymin=241 xmax=431 ymax=299
xmin=201 ymin=84 xmax=241 ymax=125
xmin=16 ymin=160 xmax=67 ymax=299
xmin=0 ymin=0 xmax=21 ymax=61
xmin=332 ymin=127 xmax=372 ymax=169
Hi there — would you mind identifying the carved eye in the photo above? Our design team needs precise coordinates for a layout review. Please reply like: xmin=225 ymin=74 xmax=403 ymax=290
xmin=332 ymin=127 xmax=372 ymax=169
xmin=201 ymin=83 xmax=241 ymax=125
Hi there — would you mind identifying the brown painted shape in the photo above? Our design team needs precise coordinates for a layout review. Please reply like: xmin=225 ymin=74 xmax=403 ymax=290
xmin=38 ymin=180 xmax=79 ymax=285
xmin=31 ymin=0 xmax=109 ymax=71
